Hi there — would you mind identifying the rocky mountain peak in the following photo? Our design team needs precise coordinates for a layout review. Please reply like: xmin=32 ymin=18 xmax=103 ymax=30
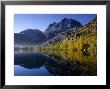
xmin=44 ymin=18 xmax=83 ymax=40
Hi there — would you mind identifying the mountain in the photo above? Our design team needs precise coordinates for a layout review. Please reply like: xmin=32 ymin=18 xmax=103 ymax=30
xmin=14 ymin=18 xmax=83 ymax=45
xmin=39 ymin=17 xmax=97 ymax=51
xmin=14 ymin=29 xmax=47 ymax=45
xmin=44 ymin=18 xmax=83 ymax=40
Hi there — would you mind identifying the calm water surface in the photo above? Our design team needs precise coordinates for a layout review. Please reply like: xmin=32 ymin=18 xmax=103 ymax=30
xmin=14 ymin=49 xmax=97 ymax=76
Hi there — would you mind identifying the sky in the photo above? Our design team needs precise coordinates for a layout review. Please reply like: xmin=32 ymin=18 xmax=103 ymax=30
xmin=14 ymin=14 xmax=96 ymax=33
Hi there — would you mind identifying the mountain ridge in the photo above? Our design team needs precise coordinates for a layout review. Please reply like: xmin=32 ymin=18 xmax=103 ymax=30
xmin=44 ymin=18 xmax=83 ymax=40
xmin=14 ymin=18 xmax=91 ymax=45
xmin=14 ymin=29 xmax=47 ymax=45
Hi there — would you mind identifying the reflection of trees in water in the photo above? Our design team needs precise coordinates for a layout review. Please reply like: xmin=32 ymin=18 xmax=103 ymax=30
xmin=44 ymin=59 xmax=82 ymax=76
xmin=14 ymin=48 xmax=97 ymax=76
xmin=40 ymin=49 xmax=97 ymax=76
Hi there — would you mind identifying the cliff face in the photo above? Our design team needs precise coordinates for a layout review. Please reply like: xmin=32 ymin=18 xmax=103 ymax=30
xmin=44 ymin=18 xmax=83 ymax=40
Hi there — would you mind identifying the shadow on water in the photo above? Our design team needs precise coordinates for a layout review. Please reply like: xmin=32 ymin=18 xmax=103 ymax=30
xmin=14 ymin=48 xmax=97 ymax=76
xmin=14 ymin=53 xmax=50 ymax=69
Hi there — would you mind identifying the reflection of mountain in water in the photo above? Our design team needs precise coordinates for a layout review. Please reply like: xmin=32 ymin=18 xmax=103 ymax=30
xmin=14 ymin=53 xmax=50 ymax=69
xmin=14 ymin=49 xmax=96 ymax=76
xmin=14 ymin=52 xmax=84 ymax=76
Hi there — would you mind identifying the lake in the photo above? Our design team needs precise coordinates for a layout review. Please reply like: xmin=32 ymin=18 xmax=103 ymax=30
xmin=14 ymin=48 xmax=97 ymax=76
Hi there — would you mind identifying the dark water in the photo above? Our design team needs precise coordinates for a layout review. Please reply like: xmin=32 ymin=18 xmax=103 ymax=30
xmin=14 ymin=49 xmax=97 ymax=76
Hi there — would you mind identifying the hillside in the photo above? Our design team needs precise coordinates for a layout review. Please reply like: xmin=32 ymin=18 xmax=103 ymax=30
xmin=38 ymin=17 xmax=97 ymax=55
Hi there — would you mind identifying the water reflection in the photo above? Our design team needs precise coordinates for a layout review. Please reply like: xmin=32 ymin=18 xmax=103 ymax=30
xmin=39 ymin=50 xmax=97 ymax=76
xmin=14 ymin=53 xmax=50 ymax=69
xmin=14 ymin=48 xmax=97 ymax=76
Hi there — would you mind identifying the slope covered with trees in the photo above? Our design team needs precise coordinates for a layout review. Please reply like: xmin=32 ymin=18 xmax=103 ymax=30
xmin=37 ymin=17 xmax=97 ymax=56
